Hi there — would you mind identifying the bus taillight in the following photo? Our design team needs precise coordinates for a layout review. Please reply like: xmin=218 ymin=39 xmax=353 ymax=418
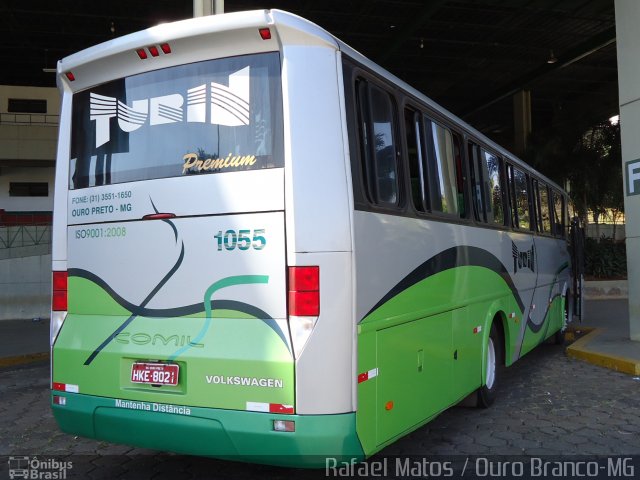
xmin=288 ymin=266 xmax=319 ymax=358
xmin=51 ymin=271 xmax=68 ymax=346
xmin=259 ymin=28 xmax=271 ymax=40
xmin=52 ymin=271 xmax=68 ymax=311
xmin=136 ymin=44 xmax=172 ymax=60
xmin=288 ymin=266 xmax=319 ymax=316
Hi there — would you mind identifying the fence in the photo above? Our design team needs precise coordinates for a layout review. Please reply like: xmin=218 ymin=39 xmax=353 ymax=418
xmin=0 ymin=221 xmax=52 ymax=319
xmin=0 ymin=211 xmax=53 ymax=257
xmin=585 ymin=223 xmax=626 ymax=242
xmin=0 ymin=112 xmax=59 ymax=126
xmin=0 ymin=224 xmax=52 ymax=249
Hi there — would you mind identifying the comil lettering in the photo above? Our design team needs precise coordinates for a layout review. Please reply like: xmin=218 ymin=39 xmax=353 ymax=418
xmin=90 ymin=66 xmax=250 ymax=148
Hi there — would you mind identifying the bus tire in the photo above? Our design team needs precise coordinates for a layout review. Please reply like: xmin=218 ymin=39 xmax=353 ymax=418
xmin=477 ymin=323 xmax=502 ymax=408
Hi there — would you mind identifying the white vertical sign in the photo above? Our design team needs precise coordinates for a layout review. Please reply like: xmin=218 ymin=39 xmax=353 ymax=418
xmin=627 ymin=159 xmax=640 ymax=196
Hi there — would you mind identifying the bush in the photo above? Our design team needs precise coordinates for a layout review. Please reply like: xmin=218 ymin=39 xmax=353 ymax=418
xmin=584 ymin=236 xmax=627 ymax=279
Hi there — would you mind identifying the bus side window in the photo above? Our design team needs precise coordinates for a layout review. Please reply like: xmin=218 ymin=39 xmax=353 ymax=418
xmin=551 ymin=189 xmax=565 ymax=237
xmin=404 ymin=108 xmax=427 ymax=212
xmin=370 ymin=86 xmax=399 ymax=205
xmin=468 ymin=142 xmax=483 ymax=221
xmin=532 ymin=179 xmax=541 ymax=232
xmin=452 ymin=133 xmax=466 ymax=217
xmin=536 ymin=181 xmax=552 ymax=234
xmin=506 ymin=164 xmax=516 ymax=227
xmin=356 ymin=79 xmax=400 ymax=207
xmin=355 ymin=79 xmax=375 ymax=203
xmin=507 ymin=164 xmax=531 ymax=230
xmin=425 ymin=119 xmax=463 ymax=217
xmin=481 ymin=149 xmax=505 ymax=226
xmin=468 ymin=144 xmax=504 ymax=226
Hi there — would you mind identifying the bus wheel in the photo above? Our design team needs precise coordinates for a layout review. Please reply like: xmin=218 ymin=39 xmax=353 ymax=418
xmin=477 ymin=323 xmax=502 ymax=408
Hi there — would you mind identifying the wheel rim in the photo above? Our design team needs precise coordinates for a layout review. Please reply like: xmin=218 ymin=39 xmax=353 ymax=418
xmin=486 ymin=337 xmax=496 ymax=389
xmin=564 ymin=291 xmax=572 ymax=328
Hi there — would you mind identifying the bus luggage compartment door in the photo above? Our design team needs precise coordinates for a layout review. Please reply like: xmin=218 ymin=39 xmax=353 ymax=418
xmin=376 ymin=312 xmax=454 ymax=445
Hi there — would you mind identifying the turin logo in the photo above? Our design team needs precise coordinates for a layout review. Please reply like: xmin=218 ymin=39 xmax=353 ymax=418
xmin=89 ymin=66 xmax=250 ymax=148
xmin=512 ymin=241 xmax=535 ymax=274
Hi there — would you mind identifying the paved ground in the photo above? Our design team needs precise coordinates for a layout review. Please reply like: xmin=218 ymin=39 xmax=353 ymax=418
xmin=1 ymin=342 xmax=639 ymax=479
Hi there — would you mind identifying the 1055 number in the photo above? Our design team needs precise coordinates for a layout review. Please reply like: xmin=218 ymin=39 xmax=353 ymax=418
xmin=214 ymin=229 xmax=266 ymax=251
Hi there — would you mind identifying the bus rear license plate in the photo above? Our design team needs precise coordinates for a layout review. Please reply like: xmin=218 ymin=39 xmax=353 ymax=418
xmin=131 ymin=363 xmax=179 ymax=386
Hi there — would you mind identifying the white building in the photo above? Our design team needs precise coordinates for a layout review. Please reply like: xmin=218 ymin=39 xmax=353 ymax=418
xmin=0 ymin=85 xmax=59 ymax=320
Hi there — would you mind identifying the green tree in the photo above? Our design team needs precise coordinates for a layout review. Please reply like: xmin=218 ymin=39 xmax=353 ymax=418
xmin=524 ymin=110 xmax=623 ymax=232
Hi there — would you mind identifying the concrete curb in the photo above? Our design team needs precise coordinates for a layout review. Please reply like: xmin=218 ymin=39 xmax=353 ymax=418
xmin=0 ymin=352 xmax=49 ymax=368
xmin=566 ymin=328 xmax=640 ymax=375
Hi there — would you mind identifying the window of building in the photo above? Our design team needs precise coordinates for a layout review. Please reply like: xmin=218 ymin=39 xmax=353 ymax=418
xmin=9 ymin=182 xmax=49 ymax=197
xmin=8 ymin=99 xmax=47 ymax=114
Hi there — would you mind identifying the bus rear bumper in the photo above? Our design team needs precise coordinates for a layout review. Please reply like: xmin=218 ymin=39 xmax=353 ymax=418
xmin=51 ymin=392 xmax=364 ymax=467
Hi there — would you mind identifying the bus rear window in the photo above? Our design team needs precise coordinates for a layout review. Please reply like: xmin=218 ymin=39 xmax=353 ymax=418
xmin=69 ymin=52 xmax=283 ymax=189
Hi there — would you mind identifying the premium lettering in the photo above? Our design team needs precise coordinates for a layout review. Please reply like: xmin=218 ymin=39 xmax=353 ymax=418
xmin=182 ymin=153 xmax=257 ymax=174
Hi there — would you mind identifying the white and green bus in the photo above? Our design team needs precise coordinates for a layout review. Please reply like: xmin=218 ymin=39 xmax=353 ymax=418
xmin=50 ymin=9 xmax=575 ymax=467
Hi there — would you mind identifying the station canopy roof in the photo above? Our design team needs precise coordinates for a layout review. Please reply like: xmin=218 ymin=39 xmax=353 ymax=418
xmin=1 ymin=0 xmax=617 ymax=148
